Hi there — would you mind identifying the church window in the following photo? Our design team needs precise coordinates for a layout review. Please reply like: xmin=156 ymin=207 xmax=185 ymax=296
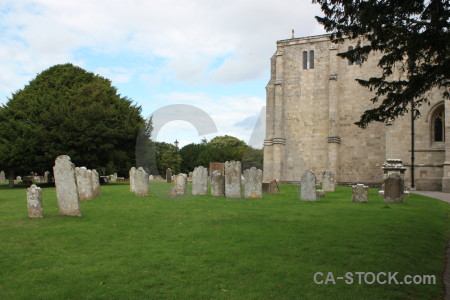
xmin=432 ymin=107 xmax=445 ymax=142
xmin=309 ymin=50 xmax=314 ymax=69
xmin=303 ymin=51 xmax=308 ymax=69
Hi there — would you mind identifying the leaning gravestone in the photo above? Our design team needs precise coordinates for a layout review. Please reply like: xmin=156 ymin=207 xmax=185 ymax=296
xmin=166 ymin=168 xmax=172 ymax=183
xmin=301 ymin=170 xmax=317 ymax=201
xmin=92 ymin=169 xmax=101 ymax=197
xmin=134 ymin=167 xmax=149 ymax=196
xmin=384 ymin=173 xmax=404 ymax=204
xmin=76 ymin=167 xmax=94 ymax=200
xmin=243 ymin=167 xmax=263 ymax=199
xmin=225 ymin=161 xmax=242 ymax=198
xmin=192 ymin=166 xmax=208 ymax=195
xmin=43 ymin=171 xmax=50 ymax=183
xmin=211 ymin=170 xmax=225 ymax=197
xmin=27 ymin=184 xmax=43 ymax=218
xmin=0 ymin=170 xmax=5 ymax=183
xmin=174 ymin=173 xmax=187 ymax=195
xmin=262 ymin=179 xmax=280 ymax=194
xmin=129 ymin=167 xmax=136 ymax=192
xmin=320 ymin=170 xmax=335 ymax=192
xmin=53 ymin=155 xmax=81 ymax=216
xmin=352 ymin=184 xmax=368 ymax=203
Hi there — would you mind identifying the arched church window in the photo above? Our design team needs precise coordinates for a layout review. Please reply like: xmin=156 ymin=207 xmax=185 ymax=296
xmin=433 ymin=107 xmax=445 ymax=142
xmin=303 ymin=51 xmax=308 ymax=69
xmin=309 ymin=50 xmax=314 ymax=69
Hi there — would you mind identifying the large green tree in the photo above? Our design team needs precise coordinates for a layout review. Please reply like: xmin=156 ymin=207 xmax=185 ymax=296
xmin=313 ymin=0 xmax=449 ymax=128
xmin=0 ymin=63 xmax=144 ymax=179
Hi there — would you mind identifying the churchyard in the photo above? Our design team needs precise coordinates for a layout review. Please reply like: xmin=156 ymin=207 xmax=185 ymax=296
xmin=0 ymin=177 xmax=449 ymax=299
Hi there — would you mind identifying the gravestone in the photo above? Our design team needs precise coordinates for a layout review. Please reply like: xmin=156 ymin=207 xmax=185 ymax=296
xmin=188 ymin=172 xmax=193 ymax=182
xmin=301 ymin=170 xmax=317 ymax=201
xmin=352 ymin=184 xmax=369 ymax=203
xmin=384 ymin=173 xmax=404 ymax=203
xmin=53 ymin=155 xmax=81 ymax=216
xmin=316 ymin=190 xmax=325 ymax=198
xmin=192 ymin=166 xmax=208 ymax=195
xmin=76 ymin=167 xmax=94 ymax=200
xmin=43 ymin=171 xmax=50 ymax=183
xmin=320 ymin=170 xmax=335 ymax=192
xmin=112 ymin=173 xmax=118 ymax=181
xmin=16 ymin=176 xmax=22 ymax=183
xmin=211 ymin=170 xmax=225 ymax=197
xmin=166 ymin=168 xmax=172 ymax=183
xmin=168 ymin=186 xmax=178 ymax=198
xmin=174 ymin=173 xmax=187 ymax=195
xmin=134 ymin=167 xmax=149 ymax=196
xmin=149 ymin=175 xmax=154 ymax=181
xmin=27 ymin=184 xmax=43 ymax=218
xmin=262 ymin=180 xmax=280 ymax=194
xmin=243 ymin=167 xmax=263 ymax=199
xmin=0 ymin=170 xmax=5 ymax=183
xmin=225 ymin=161 xmax=242 ymax=198
xmin=129 ymin=167 xmax=136 ymax=192
xmin=92 ymin=169 xmax=101 ymax=196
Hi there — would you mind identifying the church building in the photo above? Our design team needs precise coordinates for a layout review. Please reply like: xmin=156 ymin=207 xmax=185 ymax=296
xmin=263 ymin=33 xmax=448 ymax=191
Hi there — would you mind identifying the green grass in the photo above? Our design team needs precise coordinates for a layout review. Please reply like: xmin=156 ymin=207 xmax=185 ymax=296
xmin=0 ymin=181 xmax=449 ymax=299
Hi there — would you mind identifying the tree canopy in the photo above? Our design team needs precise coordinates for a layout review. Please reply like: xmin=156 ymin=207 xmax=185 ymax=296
xmin=313 ymin=0 xmax=449 ymax=128
xmin=0 ymin=63 xmax=144 ymax=176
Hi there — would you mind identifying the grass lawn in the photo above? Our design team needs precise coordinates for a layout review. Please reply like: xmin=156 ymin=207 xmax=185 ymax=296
xmin=0 ymin=181 xmax=449 ymax=299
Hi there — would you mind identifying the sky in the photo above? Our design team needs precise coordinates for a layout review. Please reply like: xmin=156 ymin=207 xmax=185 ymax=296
xmin=0 ymin=0 xmax=326 ymax=148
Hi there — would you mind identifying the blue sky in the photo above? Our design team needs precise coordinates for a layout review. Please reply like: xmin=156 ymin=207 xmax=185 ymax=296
xmin=0 ymin=0 xmax=325 ymax=148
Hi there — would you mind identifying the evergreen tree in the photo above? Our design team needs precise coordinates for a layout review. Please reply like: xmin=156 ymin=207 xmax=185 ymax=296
xmin=313 ymin=0 xmax=449 ymax=127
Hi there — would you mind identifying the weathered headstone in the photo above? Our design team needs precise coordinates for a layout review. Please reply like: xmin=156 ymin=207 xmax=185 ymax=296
xmin=112 ymin=173 xmax=118 ymax=181
xmin=316 ymin=190 xmax=325 ymax=198
xmin=53 ymin=155 xmax=81 ymax=216
xmin=188 ymin=172 xmax=193 ymax=182
xmin=352 ymin=184 xmax=369 ymax=203
xmin=134 ymin=167 xmax=149 ymax=196
xmin=211 ymin=170 xmax=225 ymax=197
xmin=149 ymin=175 xmax=154 ymax=181
xmin=225 ymin=161 xmax=242 ymax=198
xmin=320 ymin=170 xmax=335 ymax=192
xmin=27 ymin=184 xmax=43 ymax=218
xmin=168 ymin=186 xmax=178 ymax=198
xmin=262 ymin=179 xmax=279 ymax=194
xmin=129 ymin=167 xmax=136 ymax=192
xmin=43 ymin=171 xmax=50 ymax=183
xmin=16 ymin=176 xmax=22 ymax=183
xmin=243 ymin=167 xmax=263 ymax=199
xmin=76 ymin=167 xmax=94 ymax=201
xmin=192 ymin=166 xmax=208 ymax=195
xmin=166 ymin=168 xmax=172 ymax=183
xmin=174 ymin=173 xmax=187 ymax=195
xmin=300 ymin=170 xmax=317 ymax=201
xmin=0 ymin=170 xmax=5 ymax=183
xmin=384 ymin=173 xmax=404 ymax=203
xmin=92 ymin=169 xmax=101 ymax=196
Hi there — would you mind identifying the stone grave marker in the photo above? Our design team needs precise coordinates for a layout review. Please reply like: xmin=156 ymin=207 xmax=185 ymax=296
xmin=53 ymin=155 xmax=81 ymax=216
xmin=301 ymin=170 xmax=317 ymax=201
xmin=225 ymin=161 xmax=242 ymax=198
xmin=243 ymin=167 xmax=262 ymax=199
xmin=211 ymin=170 xmax=225 ymax=196
xmin=192 ymin=166 xmax=208 ymax=195
xmin=27 ymin=184 xmax=43 ymax=218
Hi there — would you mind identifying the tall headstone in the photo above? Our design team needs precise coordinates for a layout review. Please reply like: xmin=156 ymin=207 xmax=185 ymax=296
xmin=76 ymin=167 xmax=94 ymax=201
xmin=301 ymin=170 xmax=317 ymax=201
xmin=43 ymin=171 xmax=50 ymax=183
xmin=53 ymin=155 xmax=81 ymax=216
xmin=0 ymin=170 xmax=5 ymax=183
xmin=188 ymin=172 xmax=193 ymax=182
xmin=211 ymin=170 xmax=225 ymax=197
xmin=384 ymin=173 xmax=404 ymax=203
xmin=243 ymin=167 xmax=263 ymax=199
xmin=352 ymin=184 xmax=369 ymax=203
xmin=129 ymin=167 xmax=136 ymax=192
xmin=134 ymin=167 xmax=149 ymax=196
xmin=149 ymin=175 xmax=154 ymax=181
xmin=166 ymin=168 xmax=172 ymax=183
xmin=192 ymin=166 xmax=208 ymax=195
xmin=27 ymin=184 xmax=43 ymax=218
xmin=174 ymin=173 xmax=187 ymax=195
xmin=92 ymin=169 xmax=101 ymax=197
xmin=320 ymin=170 xmax=336 ymax=192
xmin=225 ymin=161 xmax=242 ymax=198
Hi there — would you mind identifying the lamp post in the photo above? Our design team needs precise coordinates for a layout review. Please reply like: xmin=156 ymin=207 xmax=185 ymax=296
xmin=411 ymin=102 xmax=415 ymax=189
xmin=174 ymin=139 xmax=179 ymax=174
